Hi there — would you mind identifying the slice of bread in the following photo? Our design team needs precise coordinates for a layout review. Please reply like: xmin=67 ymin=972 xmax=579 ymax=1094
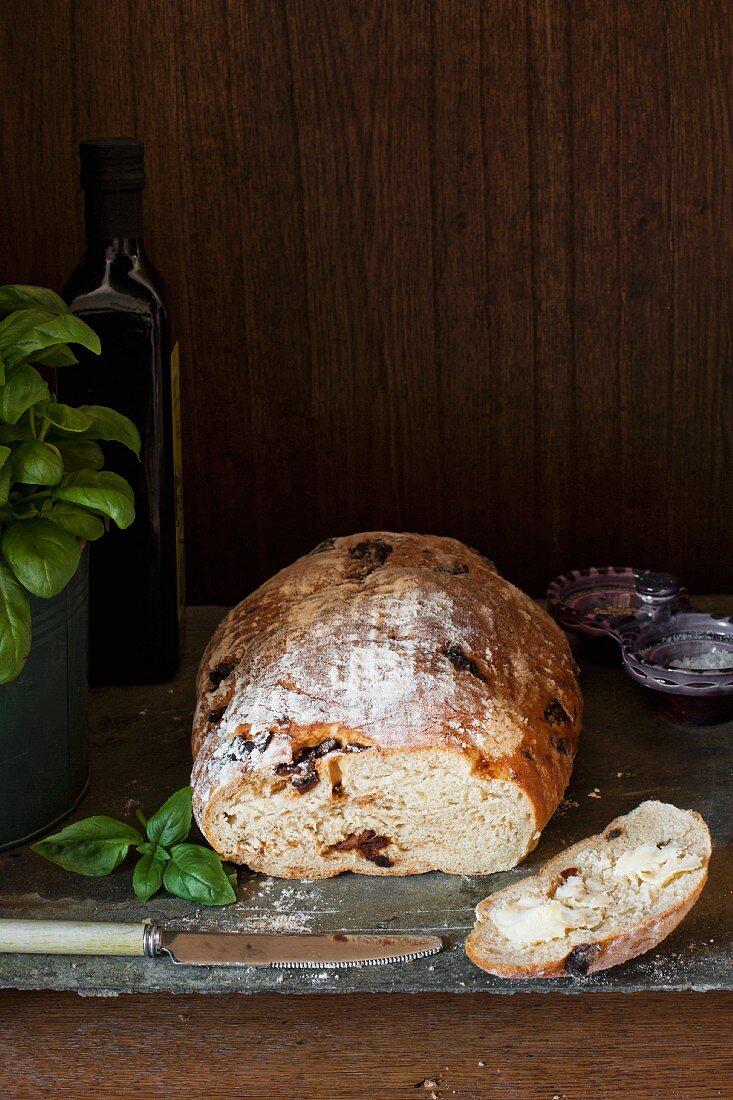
xmin=466 ymin=800 xmax=711 ymax=978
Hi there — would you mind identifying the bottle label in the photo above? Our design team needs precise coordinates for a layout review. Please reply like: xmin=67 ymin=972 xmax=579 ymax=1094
xmin=171 ymin=342 xmax=186 ymax=621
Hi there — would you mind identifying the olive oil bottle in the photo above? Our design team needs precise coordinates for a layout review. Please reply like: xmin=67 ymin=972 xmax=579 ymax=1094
xmin=61 ymin=138 xmax=184 ymax=684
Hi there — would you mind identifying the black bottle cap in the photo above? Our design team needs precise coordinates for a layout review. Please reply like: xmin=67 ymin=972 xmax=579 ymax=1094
xmin=79 ymin=138 xmax=145 ymax=192
xmin=634 ymin=571 xmax=680 ymax=598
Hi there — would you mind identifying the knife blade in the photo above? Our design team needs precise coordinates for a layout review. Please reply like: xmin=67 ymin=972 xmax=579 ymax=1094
xmin=157 ymin=929 xmax=443 ymax=968
xmin=0 ymin=919 xmax=442 ymax=969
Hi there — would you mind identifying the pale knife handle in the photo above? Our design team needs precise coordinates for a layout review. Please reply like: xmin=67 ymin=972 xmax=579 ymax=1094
xmin=0 ymin=919 xmax=145 ymax=957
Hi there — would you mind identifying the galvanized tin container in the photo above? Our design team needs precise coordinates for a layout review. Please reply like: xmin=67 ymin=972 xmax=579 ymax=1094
xmin=0 ymin=552 xmax=89 ymax=851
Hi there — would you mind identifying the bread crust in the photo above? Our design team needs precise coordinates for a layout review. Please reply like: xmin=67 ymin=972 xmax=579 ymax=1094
xmin=465 ymin=806 xmax=711 ymax=977
xmin=191 ymin=532 xmax=582 ymax=875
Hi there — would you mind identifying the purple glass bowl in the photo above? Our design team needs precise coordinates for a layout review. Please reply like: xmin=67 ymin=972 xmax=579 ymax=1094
xmin=547 ymin=566 xmax=644 ymax=666
xmin=620 ymin=612 xmax=733 ymax=725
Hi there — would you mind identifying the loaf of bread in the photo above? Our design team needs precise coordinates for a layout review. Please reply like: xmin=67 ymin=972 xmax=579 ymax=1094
xmin=466 ymin=800 xmax=711 ymax=977
xmin=191 ymin=532 xmax=582 ymax=878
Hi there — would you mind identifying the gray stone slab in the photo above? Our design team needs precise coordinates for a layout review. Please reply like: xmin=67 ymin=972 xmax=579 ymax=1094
xmin=1 ymin=602 xmax=731 ymax=996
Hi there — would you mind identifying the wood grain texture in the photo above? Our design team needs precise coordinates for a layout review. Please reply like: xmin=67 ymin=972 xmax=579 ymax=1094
xmin=0 ymin=0 xmax=731 ymax=601
xmin=0 ymin=989 xmax=731 ymax=1098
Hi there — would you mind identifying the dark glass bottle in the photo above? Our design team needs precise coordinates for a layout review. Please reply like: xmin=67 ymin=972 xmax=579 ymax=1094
xmin=60 ymin=138 xmax=184 ymax=684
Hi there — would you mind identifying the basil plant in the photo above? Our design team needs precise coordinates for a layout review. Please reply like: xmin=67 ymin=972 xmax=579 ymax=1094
xmin=0 ymin=285 xmax=139 ymax=683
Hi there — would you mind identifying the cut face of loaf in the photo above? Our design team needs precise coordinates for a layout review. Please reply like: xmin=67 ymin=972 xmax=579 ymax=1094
xmin=466 ymin=801 xmax=711 ymax=978
xmin=195 ymin=744 xmax=540 ymax=877
xmin=191 ymin=532 xmax=582 ymax=878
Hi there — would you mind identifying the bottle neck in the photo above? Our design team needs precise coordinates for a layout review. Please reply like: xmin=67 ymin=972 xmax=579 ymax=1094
xmin=82 ymin=236 xmax=145 ymax=261
xmin=83 ymin=188 xmax=144 ymax=241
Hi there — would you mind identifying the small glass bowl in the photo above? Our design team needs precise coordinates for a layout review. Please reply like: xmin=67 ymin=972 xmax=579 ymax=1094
xmin=620 ymin=614 xmax=733 ymax=725
xmin=547 ymin=566 xmax=645 ymax=666
xmin=548 ymin=567 xmax=733 ymax=725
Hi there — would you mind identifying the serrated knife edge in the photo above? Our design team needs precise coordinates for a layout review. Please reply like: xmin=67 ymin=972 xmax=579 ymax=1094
xmin=159 ymin=929 xmax=444 ymax=967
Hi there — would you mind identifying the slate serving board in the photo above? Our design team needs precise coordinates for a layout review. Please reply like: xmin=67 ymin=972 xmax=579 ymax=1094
xmin=0 ymin=602 xmax=730 ymax=997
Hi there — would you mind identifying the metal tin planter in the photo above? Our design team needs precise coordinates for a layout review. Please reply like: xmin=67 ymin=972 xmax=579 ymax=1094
xmin=0 ymin=551 xmax=89 ymax=851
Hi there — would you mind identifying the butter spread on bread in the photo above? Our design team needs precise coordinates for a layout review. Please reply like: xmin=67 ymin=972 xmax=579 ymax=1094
xmin=466 ymin=801 xmax=710 ymax=976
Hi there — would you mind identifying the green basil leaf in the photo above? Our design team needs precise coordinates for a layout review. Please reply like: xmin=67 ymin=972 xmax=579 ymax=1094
xmin=0 ymin=348 xmax=5 ymax=386
xmin=48 ymin=501 xmax=105 ymax=541
xmin=0 ymin=564 xmax=32 ymax=684
xmin=163 ymin=844 xmax=237 ymax=906
xmin=0 ymin=422 xmax=33 ymax=444
xmin=0 ymin=310 xmax=98 ymax=368
xmin=0 ymin=462 xmax=11 ymax=507
xmin=30 ymin=816 xmax=142 ymax=876
xmin=2 ymin=517 xmax=82 ymax=598
xmin=146 ymin=786 xmax=193 ymax=848
xmin=35 ymin=314 xmax=100 ymax=355
xmin=222 ymin=862 xmax=239 ymax=892
xmin=94 ymin=469 xmax=134 ymax=503
xmin=0 ymin=311 xmax=53 ymax=366
xmin=72 ymin=406 xmax=141 ymax=457
xmin=54 ymin=439 xmax=105 ymax=472
xmin=133 ymin=852 xmax=165 ymax=903
xmin=0 ymin=446 xmax=10 ymax=473
xmin=136 ymin=841 xmax=170 ymax=860
xmin=34 ymin=345 xmax=78 ymax=367
xmin=0 ymin=364 xmax=50 ymax=424
xmin=12 ymin=440 xmax=64 ymax=486
xmin=55 ymin=470 xmax=135 ymax=529
xmin=13 ymin=503 xmax=40 ymax=520
xmin=0 ymin=286 xmax=71 ymax=315
xmin=38 ymin=402 xmax=93 ymax=433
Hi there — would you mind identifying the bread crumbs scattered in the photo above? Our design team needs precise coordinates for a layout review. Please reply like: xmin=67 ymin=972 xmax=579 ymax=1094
xmin=588 ymin=788 xmax=601 ymax=798
xmin=556 ymin=798 xmax=580 ymax=815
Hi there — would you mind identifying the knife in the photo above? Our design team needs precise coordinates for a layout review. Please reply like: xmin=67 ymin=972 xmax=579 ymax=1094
xmin=0 ymin=919 xmax=442 ymax=968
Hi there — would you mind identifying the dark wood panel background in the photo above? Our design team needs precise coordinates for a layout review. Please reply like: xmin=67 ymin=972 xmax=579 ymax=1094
xmin=1 ymin=0 xmax=731 ymax=602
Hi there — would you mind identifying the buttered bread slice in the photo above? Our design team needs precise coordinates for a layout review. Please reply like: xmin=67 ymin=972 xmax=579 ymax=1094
xmin=466 ymin=801 xmax=711 ymax=978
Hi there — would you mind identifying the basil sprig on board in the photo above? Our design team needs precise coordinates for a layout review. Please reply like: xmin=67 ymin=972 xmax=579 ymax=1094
xmin=32 ymin=787 xmax=237 ymax=907
xmin=0 ymin=285 xmax=140 ymax=683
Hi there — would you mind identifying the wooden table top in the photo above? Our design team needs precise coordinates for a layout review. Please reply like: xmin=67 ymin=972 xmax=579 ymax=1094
xmin=0 ymin=988 xmax=730 ymax=1098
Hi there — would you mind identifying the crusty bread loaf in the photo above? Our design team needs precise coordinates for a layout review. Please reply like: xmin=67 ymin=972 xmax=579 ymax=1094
xmin=191 ymin=532 xmax=582 ymax=878
xmin=466 ymin=800 xmax=711 ymax=977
